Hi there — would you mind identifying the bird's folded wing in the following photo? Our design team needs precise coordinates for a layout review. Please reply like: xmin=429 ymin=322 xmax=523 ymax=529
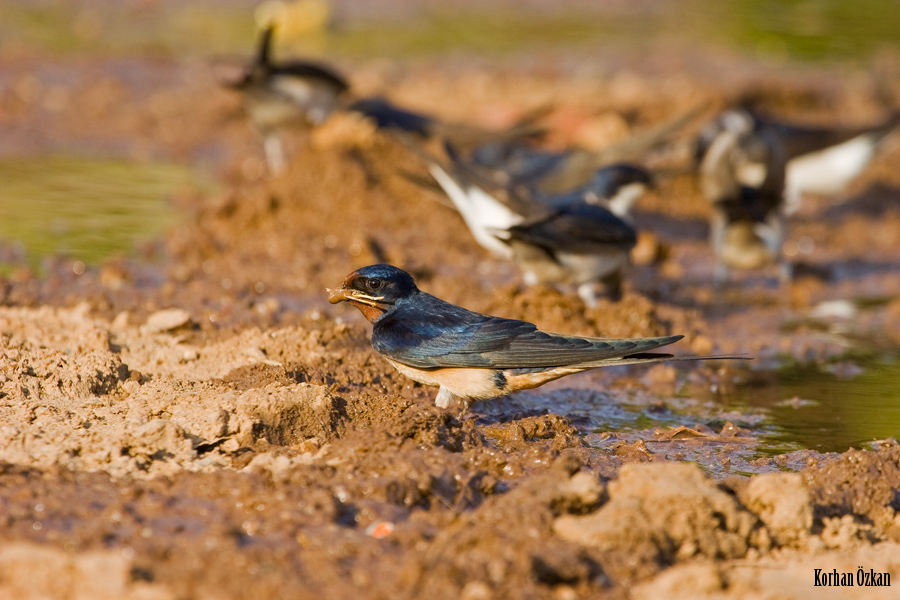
xmin=504 ymin=204 xmax=637 ymax=252
xmin=376 ymin=314 xmax=683 ymax=369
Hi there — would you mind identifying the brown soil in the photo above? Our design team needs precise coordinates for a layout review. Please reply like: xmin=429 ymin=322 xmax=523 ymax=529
xmin=2 ymin=42 xmax=900 ymax=599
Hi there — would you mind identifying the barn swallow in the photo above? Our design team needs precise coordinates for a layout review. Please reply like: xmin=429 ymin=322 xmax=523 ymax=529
xmin=696 ymin=109 xmax=789 ymax=285
xmin=228 ymin=25 xmax=350 ymax=173
xmin=328 ymin=264 xmax=738 ymax=413
xmin=227 ymin=26 xmax=545 ymax=172
xmin=696 ymin=107 xmax=900 ymax=214
xmin=421 ymin=143 xmax=648 ymax=304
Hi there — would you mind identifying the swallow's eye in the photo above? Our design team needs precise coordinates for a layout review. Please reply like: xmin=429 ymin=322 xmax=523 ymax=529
xmin=366 ymin=278 xmax=384 ymax=291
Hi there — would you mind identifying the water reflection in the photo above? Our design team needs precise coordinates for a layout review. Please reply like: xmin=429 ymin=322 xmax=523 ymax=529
xmin=730 ymin=359 xmax=900 ymax=454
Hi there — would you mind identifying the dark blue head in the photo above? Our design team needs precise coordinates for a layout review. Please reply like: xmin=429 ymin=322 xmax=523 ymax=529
xmin=327 ymin=264 xmax=419 ymax=322
xmin=228 ymin=25 xmax=348 ymax=94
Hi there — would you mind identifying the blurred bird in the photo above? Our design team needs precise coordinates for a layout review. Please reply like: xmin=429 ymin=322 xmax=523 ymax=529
xmin=328 ymin=264 xmax=742 ymax=413
xmin=696 ymin=107 xmax=900 ymax=215
xmin=499 ymin=201 xmax=638 ymax=304
xmin=697 ymin=109 xmax=789 ymax=286
xmin=227 ymin=25 xmax=350 ymax=173
xmin=227 ymin=26 xmax=547 ymax=172
xmin=416 ymin=142 xmax=650 ymax=304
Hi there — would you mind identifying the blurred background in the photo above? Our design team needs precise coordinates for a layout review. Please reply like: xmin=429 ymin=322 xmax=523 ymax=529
xmin=4 ymin=0 xmax=900 ymax=60
xmin=2 ymin=0 xmax=900 ymax=267
xmin=1 ymin=0 xmax=900 ymax=454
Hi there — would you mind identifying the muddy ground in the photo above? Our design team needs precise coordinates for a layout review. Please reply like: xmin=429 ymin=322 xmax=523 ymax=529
xmin=2 ymin=24 xmax=900 ymax=599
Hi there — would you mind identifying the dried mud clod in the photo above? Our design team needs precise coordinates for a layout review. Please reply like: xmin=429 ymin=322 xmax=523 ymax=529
xmin=803 ymin=444 xmax=900 ymax=543
xmin=481 ymin=413 xmax=586 ymax=453
xmin=554 ymin=463 xmax=771 ymax=580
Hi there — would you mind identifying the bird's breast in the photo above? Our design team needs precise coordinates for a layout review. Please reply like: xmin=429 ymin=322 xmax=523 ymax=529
xmin=384 ymin=359 xmax=510 ymax=400
xmin=383 ymin=358 xmax=592 ymax=400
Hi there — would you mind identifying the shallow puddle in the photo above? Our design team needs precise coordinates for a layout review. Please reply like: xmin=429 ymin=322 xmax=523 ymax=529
xmin=0 ymin=156 xmax=212 ymax=270
xmin=476 ymin=357 xmax=900 ymax=475
xmin=730 ymin=359 xmax=900 ymax=455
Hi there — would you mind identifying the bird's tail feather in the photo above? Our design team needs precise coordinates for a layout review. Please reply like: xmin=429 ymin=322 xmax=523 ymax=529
xmin=504 ymin=352 xmax=749 ymax=393
xmin=573 ymin=353 xmax=749 ymax=370
xmin=395 ymin=169 xmax=456 ymax=208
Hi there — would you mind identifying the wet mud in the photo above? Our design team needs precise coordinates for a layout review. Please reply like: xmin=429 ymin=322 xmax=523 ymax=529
xmin=2 ymin=34 xmax=900 ymax=600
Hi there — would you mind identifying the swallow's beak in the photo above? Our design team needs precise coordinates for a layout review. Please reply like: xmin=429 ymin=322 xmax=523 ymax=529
xmin=327 ymin=287 xmax=350 ymax=304
xmin=327 ymin=287 xmax=387 ymax=307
